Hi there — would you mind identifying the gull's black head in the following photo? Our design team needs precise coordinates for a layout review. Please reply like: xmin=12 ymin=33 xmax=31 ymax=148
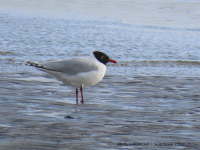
xmin=93 ymin=51 xmax=117 ymax=65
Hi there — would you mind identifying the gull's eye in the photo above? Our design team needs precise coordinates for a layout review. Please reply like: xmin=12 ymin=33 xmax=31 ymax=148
xmin=101 ymin=56 xmax=105 ymax=59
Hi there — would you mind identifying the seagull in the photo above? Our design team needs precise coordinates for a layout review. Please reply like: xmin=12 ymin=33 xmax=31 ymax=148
xmin=25 ymin=51 xmax=117 ymax=104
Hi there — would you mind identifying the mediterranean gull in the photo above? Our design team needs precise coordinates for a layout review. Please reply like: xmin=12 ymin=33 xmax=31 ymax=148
xmin=25 ymin=51 xmax=117 ymax=104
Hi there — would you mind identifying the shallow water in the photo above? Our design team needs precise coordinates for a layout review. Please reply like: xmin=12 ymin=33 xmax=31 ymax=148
xmin=0 ymin=0 xmax=200 ymax=149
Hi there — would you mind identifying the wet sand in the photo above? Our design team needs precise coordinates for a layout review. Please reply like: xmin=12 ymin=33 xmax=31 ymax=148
xmin=0 ymin=0 xmax=200 ymax=149
xmin=0 ymin=73 xmax=200 ymax=149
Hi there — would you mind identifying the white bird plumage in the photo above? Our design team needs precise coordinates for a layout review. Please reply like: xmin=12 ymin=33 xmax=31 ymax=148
xmin=26 ymin=51 xmax=117 ymax=104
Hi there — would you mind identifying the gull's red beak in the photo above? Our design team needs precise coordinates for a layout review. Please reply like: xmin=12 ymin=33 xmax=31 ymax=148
xmin=108 ymin=59 xmax=117 ymax=64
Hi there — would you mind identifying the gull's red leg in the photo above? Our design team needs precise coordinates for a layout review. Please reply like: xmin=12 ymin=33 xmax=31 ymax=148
xmin=80 ymin=85 xmax=84 ymax=103
xmin=76 ymin=87 xmax=78 ymax=104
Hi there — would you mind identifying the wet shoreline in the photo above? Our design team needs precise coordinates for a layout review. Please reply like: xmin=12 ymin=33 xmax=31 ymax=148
xmin=1 ymin=1 xmax=200 ymax=149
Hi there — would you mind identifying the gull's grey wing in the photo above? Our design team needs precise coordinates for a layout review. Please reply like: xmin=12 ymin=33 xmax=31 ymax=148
xmin=39 ymin=57 xmax=98 ymax=75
